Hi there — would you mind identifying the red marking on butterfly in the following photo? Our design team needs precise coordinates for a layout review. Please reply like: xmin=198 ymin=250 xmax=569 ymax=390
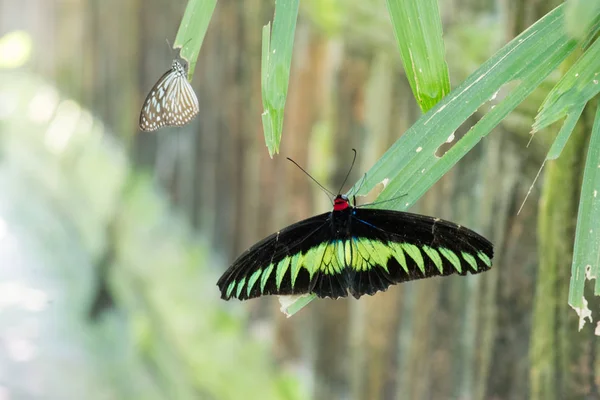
xmin=333 ymin=195 xmax=350 ymax=211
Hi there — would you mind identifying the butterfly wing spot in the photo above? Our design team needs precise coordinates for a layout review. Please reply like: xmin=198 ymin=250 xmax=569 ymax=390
xmin=422 ymin=245 xmax=444 ymax=273
xmin=309 ymin=240 xmax=350 ymax=298
xmin=352 ymin=239 xmax=368 ymax=272
xmin=321 ymin=241 xmax=345 ymax=275
xmin=226 ymin=281 xmax=236 ymax=298
xmin=275 ymin=257 xmax=291 ymax=290
xmin=352 ymin=239 xmax=381 ymax=272
xmin=402 ymin=243 xmax=426 ymax=275
xmin=349 ymin=239 xmax=397 ymax=298
xmin=246 ymin=269 xmax=263 ymax=297
xmin=461 ymin=251 xmax=479 ymax=272
xmin=289 ymin=252 xmax=305 ymax=289
xmin=260 ymin=263 xmax=275 ymax=293
xmin=478 ymin=251 xmax=492 ymax=267
xmin=366 ymin=240 xmax=391 ymax=267
xmin=438 ymin=247 xmax=462 ymax=273
xmin=303 ymin=242 xmax=327 ymax=280
xmin=235 ymin=277 xmax=247 ymax=299
xmin=390 ymin=243 xmax=409 ymax=273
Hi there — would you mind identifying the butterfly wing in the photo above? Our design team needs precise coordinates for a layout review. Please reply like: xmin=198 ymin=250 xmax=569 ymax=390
xmin=162 ymin=65 xmax=199 ymax=127
xmin=347 ymin=209 xmax=494 ymax=298
xmin=217 ymin=212 xmax=351 ymax=300
xmin=218 ymin=208 xmax=494 ymax=301
xmin=139 ymin=67 xmax=176 ymax=131
xmin=139 ymin=59 xmax=199 ymax=131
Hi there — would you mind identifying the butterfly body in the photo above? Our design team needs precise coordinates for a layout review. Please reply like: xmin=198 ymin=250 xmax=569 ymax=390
xmin=139 ymin=56 xmax=199 ymax=131
xmin=217 ymin=195 xmax=493 ymax=301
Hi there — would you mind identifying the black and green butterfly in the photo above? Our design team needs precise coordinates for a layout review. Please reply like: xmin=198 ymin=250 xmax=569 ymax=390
xmin=217 ymin=159 xmax=493 ymax=301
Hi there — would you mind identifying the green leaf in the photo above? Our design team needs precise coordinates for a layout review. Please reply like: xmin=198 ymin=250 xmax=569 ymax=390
xmin=385 ymin=0 xmax=450 ymax=112
xmin=568 ymin=103 xmax=600 ymax=330
xmin=352 ymin=5 xmax=575 ymax=210
xmin=546 ymin=103 xmax=586 ymax=160
xmin=174 ymin=0 xmax=218 ymax=80
xmin=279 ymin=294 xmax=317 ymax=317
xmin=533 ymin=33 xmax=600 ymax=133
xmin=261 ymin=0 xmax=299 ymax=157
xmin=565 ymin=0 xmax=600 ymax=40
xmin=283 ymin=4 xmax=577 ymax=316
xmin=520 ymin=103 xmax=585 ymax=215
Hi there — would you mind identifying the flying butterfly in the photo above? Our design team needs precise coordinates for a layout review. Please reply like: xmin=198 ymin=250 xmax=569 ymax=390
xmin=217 ymin=151 xmax=494 ymax=301
xmin=139 ymin=49 xmax=199 ymax=131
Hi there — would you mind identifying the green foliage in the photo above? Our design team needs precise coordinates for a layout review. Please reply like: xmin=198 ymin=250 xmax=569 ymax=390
xmin=565 ymin=0 xmax=600 ymax=41
xmin=174 ymin=0 xmax=218 ymax=79
xmin=385 ymin=0 xmax=451 ymax=112
xmin=543 ymin=103 xmax=586 ymax=161
xmin=569 ymin=103 xmax=600 ymax=327
xmin=261 ymin=0 xmax=300 ymax=157
xmin=287 ymin=4 xmax=581 ymax=315
xmin=530 ymin=98 xmax=591 ymax=400
xmin=356 ymin=5 xmax=576 ymax=209
xmin=533 ymin=37 xmax=600 ymax=133
xmin=174 ymin=1 xmax=600 ymax=328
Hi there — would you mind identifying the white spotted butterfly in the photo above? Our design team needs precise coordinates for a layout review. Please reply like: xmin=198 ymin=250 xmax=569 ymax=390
xmin=139 ymin=50 xmax=199 ymax=131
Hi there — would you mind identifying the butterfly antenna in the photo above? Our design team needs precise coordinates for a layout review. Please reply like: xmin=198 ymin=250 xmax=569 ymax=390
xmin=286 ymin=158 xmax=335 ymax=198
xmin=337 ymin=148 xmax=357 ymax=195
xmin=356 ymin=193 xmax=408 ymax=208
xmin=348 ymin=173 xmax=367 ymax=197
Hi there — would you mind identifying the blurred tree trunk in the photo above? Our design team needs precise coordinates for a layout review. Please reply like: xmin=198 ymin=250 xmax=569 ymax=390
xmin=311 ymin=41 xmax=370 ymax=400
xmin=350 ymin=51 xmax=411 ymax=400
xmin=186 ymin=0 xmax=269 ymax=254
xmin=481 ymin=136 xmax=537 ymax=400
xmin=197 ymin=0 xmax=242 ymax=255
xmin=273 ymin=25 xmax=330 ymax=366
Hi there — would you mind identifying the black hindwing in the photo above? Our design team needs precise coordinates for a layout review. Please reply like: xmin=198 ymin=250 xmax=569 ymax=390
xmin=347 ymin=208 xmax=493 ymax=298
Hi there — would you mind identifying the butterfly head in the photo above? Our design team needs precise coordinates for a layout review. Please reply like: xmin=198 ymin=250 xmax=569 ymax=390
xmin=333 ymin=194 xmax=350 ymax=211
xmin=172 ymin=59 xmax=188 ymax=76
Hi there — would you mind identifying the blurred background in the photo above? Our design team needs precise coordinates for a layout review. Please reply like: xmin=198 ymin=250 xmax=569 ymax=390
xmin=0 ymin=0 xmax=597 ymax=399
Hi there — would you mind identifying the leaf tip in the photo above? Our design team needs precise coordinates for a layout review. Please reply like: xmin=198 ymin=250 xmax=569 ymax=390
xmin=278 ymin=293 xmax=316 ymax=317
